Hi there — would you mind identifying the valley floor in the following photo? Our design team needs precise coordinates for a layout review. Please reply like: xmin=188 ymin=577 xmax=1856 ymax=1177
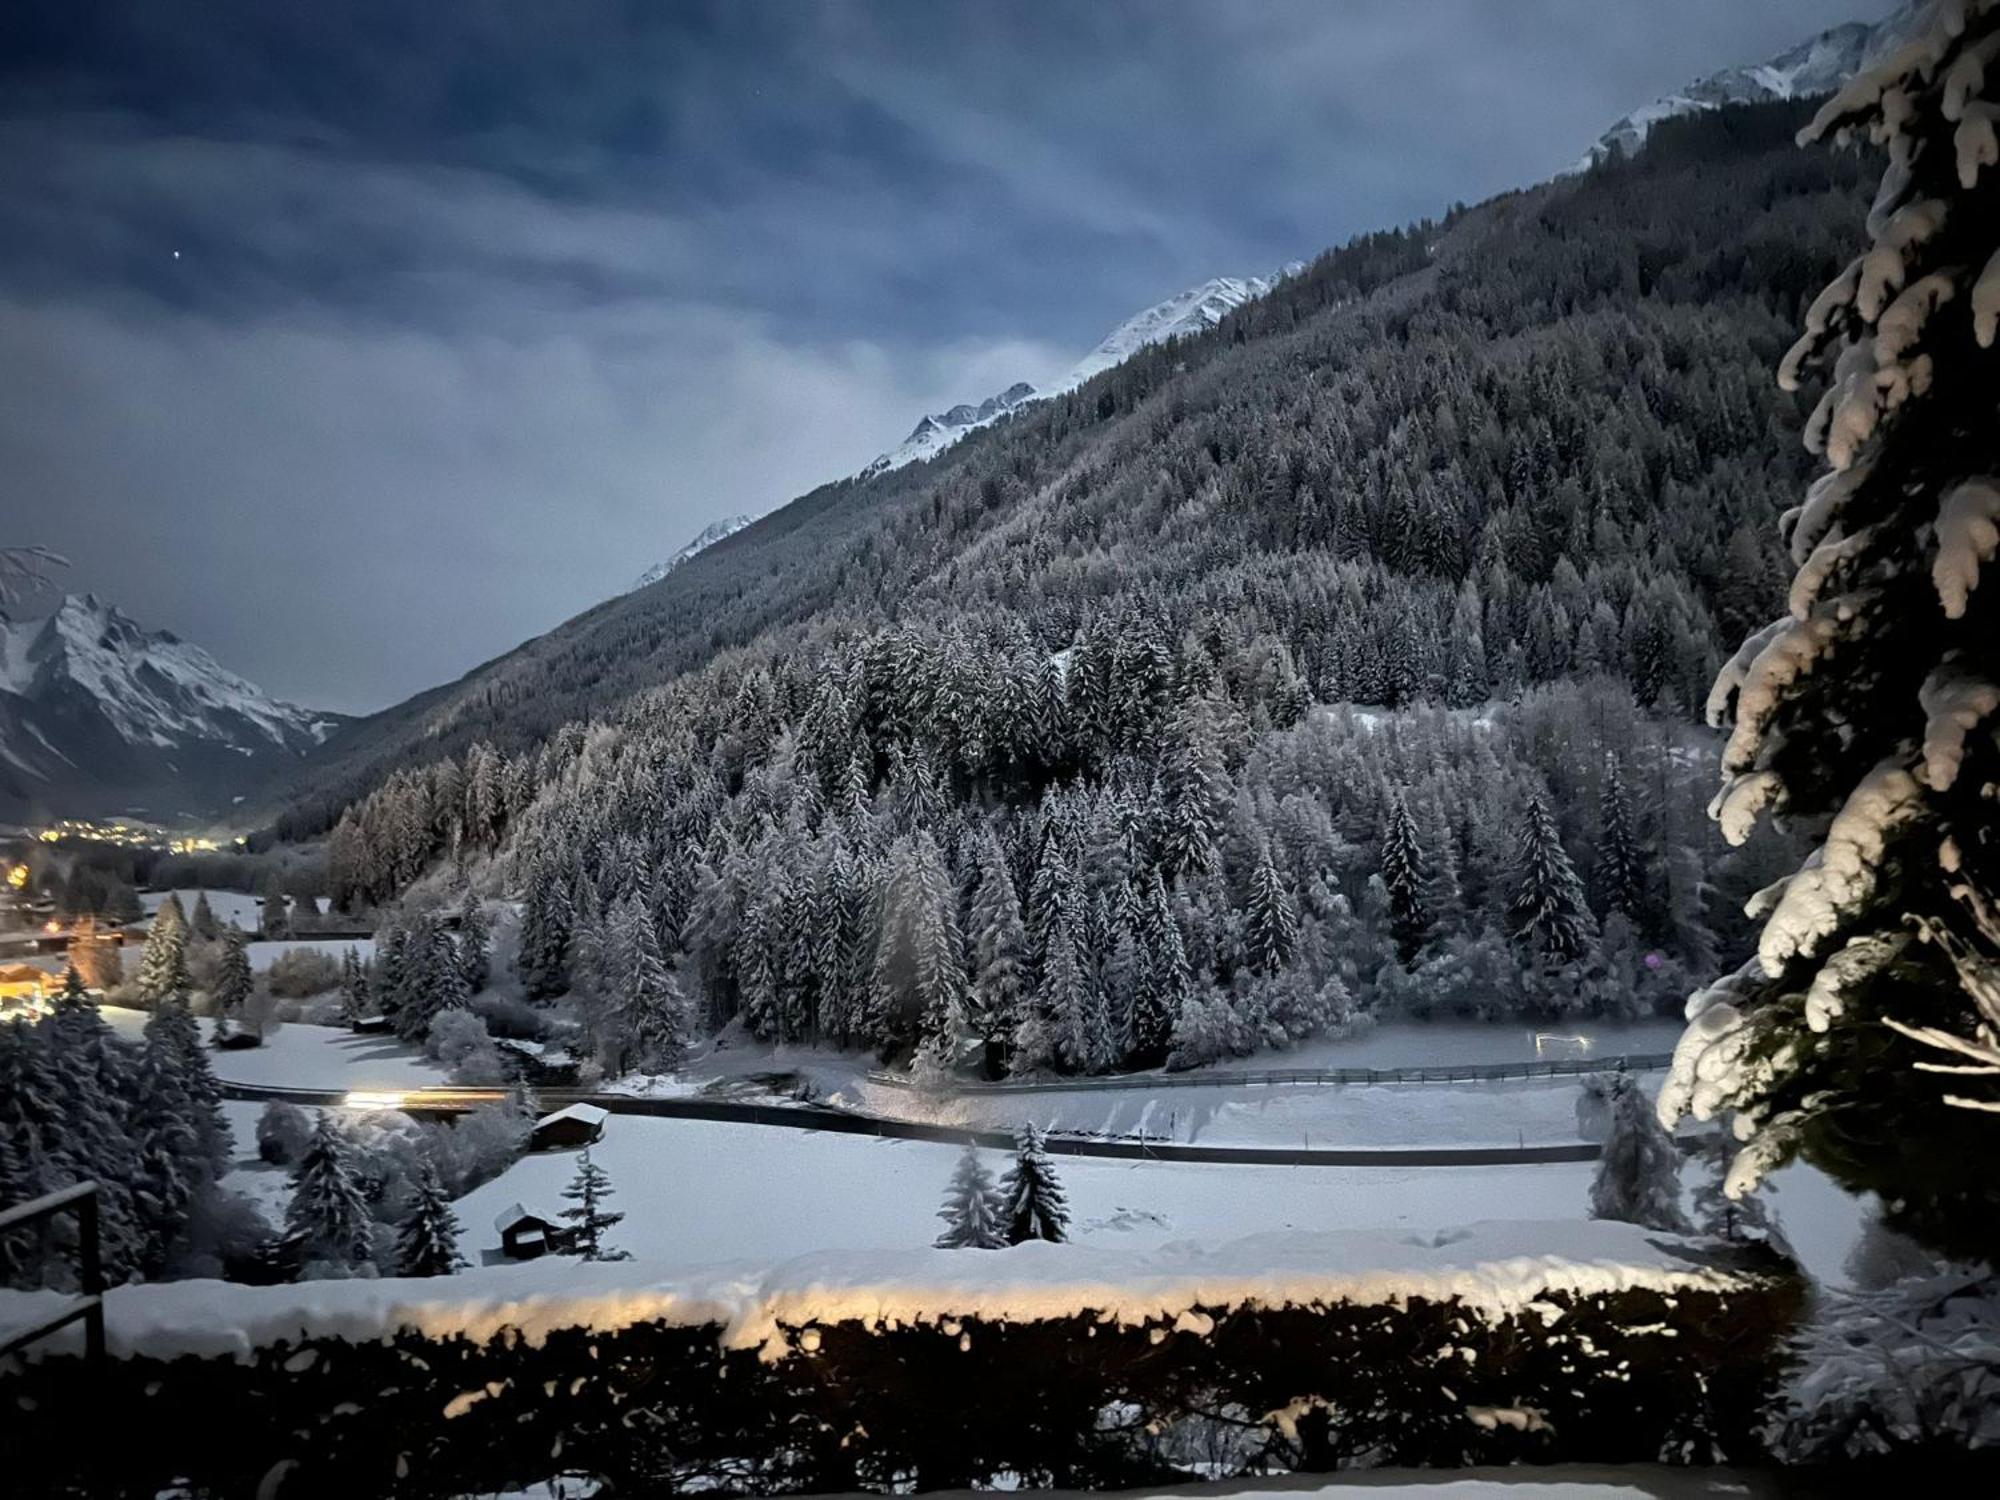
xmin=99 ymin=1010 xmax=1865 ymax=1290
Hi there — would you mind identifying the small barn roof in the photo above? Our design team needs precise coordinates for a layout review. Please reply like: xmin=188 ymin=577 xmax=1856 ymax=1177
xmin=493 ymin=1203 xmax=556 ymax=1234
xmin=536 ymin=1102 xmax=608 ymax=1129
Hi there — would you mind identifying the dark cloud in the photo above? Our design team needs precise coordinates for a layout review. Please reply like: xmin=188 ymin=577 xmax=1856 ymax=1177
xmin=1 ymin=1 xmax=1890 ymax=712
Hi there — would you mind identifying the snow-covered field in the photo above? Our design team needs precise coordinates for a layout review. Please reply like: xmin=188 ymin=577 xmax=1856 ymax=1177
xmin=456 ymin=1115 xmax=1594 ymax=1270
xmin=448 ymin=1111 xmax=1861 ymax=1288
xmin=102 ymin=1006 xmax=445 ymax=1091
xmin=87 ymin=1004 xmax=1866 ymax=1287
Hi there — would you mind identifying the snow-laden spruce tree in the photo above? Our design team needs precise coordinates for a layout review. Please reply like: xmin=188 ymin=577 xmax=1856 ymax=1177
xmin=134 ymin=895 xmax=187 ymax=1006
xmin=1380 ymin=789 xmax=1432 ymax=962
xmin=1128 ymin=868 xmax=1191 ymax=1066
xmin=457 ymin=892 xmax=490 ymax=995
xmin=188 ymin=891 xmax=219 ymax=943
xmin=603 ymin=889 xmax=690 ymax=1074
xmin=515 ymin=857 xmax=572 ymax=1000
xmin=967 ymin=831 xmax=1030 ymax=1064
xmin=374 ymin=923 xmax=409 ymax=1016
xmin=560 ymin=1146 xmax=631 ymax=1261
xmin=146 ymin=987 xmax=233 ymax=1179
xmin=286 ymin=1112 xmax=373 ymax=1274
xmin=998 ymin=1124 xmax=1070 ymax=1244
xmin=338 ymin=946 xmax=369 ymax=1025
xmin=1244 ymin=837 xmax=1300 ymax=974
xmin=1509 ymin=788 xmax=1598 ymax=967
xmin=211 ymin=928 xmax=253 ymax=1036
xmin=1597 ymin=757 xmax=1645 ymax=921
xmin=1588 ymin=1069 xmax=1692 ymax=1234
xmin=934 ymin=1144 xmax=1007 ymax=1249
xmin=1661 ymin=0 xmax=2000 ymax=1258
xmin=396 ymin=1160 xmax=467 ymax=1276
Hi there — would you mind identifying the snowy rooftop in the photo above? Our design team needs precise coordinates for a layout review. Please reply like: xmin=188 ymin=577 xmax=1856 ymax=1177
xmin=493 ymin=1203 xmax=558 ymax=1233
xmin=0 ymin=1219 xmax=1767 ymax=1366
xmin=537 ymin=1103 xmax=608 ymax=1128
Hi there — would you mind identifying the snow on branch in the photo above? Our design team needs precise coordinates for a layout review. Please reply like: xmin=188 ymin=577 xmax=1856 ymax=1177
xmin=1918 ymin=654 xmax=2000 ymax=788
xmin=1933 ymin=478 xmax=2000 ymax=617
xmin=1757 ymin=760 xmax=1926 ymax=976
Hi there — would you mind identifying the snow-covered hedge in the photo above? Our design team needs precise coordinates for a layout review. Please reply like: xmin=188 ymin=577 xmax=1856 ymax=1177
xmin=0 ymin=1222 xmax=1798 ymax=1495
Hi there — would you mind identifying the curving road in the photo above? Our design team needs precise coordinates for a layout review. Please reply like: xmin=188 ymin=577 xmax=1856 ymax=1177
xmin=218 ymin=1079 xmax=1611 ymax=1168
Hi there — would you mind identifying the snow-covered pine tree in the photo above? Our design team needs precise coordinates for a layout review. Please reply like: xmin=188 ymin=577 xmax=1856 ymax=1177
xmin=285 ymin=1111 xmax=372 ymax=1271
xmin=999 ymin=1124 xmax=1070 ymax=1244
xmin=146 ymin=985 xmax=233 ymax=1179
xmin=516 ymin=858 xmax=573 ymax=1000
xmin=967 ymin=831 xmax=1030 ymax=1066
xmin=1508 ymin=788 xmax=1598 ymax=964
xmin=374 ymin=923 xmax=409 ymax=1019
xmin=396 ymin=915 xmax=466 ymax=1042
xmin=339 ymin=947 xmax=369 ymax=1025
xmin=43 ymin=968 xmax=143 ymax=1279
xmin=1661 ymin=1 xmax=2000 ymax=1259
xmin=559 ymin=1146 xmax=631 ymax=1261
xmin=189 ymin=891 xmax=219 ymax=943
xmin=1127 ymin=867 xmax=1190 ymax=1066
xmin=1160 ymin=699 xmax=1223 ymax=878
xmin=567 ymin=865 xmax=607 ymax=1001
xmin=1589 ymin=1069 xmax=1691 ymax=1234
xmin=738 ymin=876 xmax=783 ymax=1040
xmin=127 ymin=1024 xmax=203 ymax=1275
xmin=134 ymin=895 xmax=188 ymax=1006
xmin=605 ymin=890 xmax=690 ymax=1074
xmin=457 ymin=893 xmax=490 ymax=995
xmin=871 ymin=832 xmax=968 ymax=1058
xmin=395 ymin=1160 xmax=466 ymax=1276
xmin=1596 ymin=756 xmax=1645 ymax=920
xmin=212 ymin=927 xmax=253 ymax=1035
xmin=1244 ymin=838 xmax=1300 ymax=973
xmin=933 ymin=1143 xmax=1006 ymax=1249
xmin=0 ymin=1019 xmax=85 ymax=1286
xmin=1380 ymin=788 xmax=1432 ymax=962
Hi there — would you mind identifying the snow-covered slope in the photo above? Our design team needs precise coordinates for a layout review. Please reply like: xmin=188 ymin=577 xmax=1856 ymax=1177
xmin=861 ymin=382 xmax=1039 ymax=480
xmin=628 ymin=514 xmax=758 ymax=593
xmin=0 ymin=593 xmax=332 ymax=821
xmin=1048 ymin=275 xmax=1276 ymax=395
xmin=862 ymin=273 xmax=1292 ymax=478
xmin=1576 ymin=1 xmax=1924 ymax=171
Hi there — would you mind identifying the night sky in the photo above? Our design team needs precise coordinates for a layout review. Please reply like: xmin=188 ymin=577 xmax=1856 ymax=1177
xmin=1 ymin=1 xmax=1888 ymax=714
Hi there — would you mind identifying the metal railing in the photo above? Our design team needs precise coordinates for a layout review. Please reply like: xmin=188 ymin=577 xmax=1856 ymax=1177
xmin=864 ymin=1051 xmax=1675 ymax=1095
xmin=0 ymin=1181 xmax=106 ymax=1366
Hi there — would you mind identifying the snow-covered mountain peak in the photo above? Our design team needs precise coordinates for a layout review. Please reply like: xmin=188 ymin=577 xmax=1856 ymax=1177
xmin=860 ymin=272 xmax=1287 ymax=479
xmin=628 ymin=513 xmax=758 ymax=593
xmin=0 ymin=591 xmax=337 ymax=820
xmin=1049 ymin=274 xmax=1274 ymax=395
xmin=861 ymin=381 xmax=1042 ymax=480
xmin=2 ymin=592 xmax=329 ymax=754
xmin=1575 ymin=1 xmax=1925 ymax=172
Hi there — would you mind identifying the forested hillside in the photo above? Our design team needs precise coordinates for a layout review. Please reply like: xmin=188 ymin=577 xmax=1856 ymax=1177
xmin=301 ymin=101 xmax=1870 ymax=1076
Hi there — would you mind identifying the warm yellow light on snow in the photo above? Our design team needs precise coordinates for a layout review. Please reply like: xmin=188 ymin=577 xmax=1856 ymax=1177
xmin=343 ymin=1090 xmax=409 ymax=1111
